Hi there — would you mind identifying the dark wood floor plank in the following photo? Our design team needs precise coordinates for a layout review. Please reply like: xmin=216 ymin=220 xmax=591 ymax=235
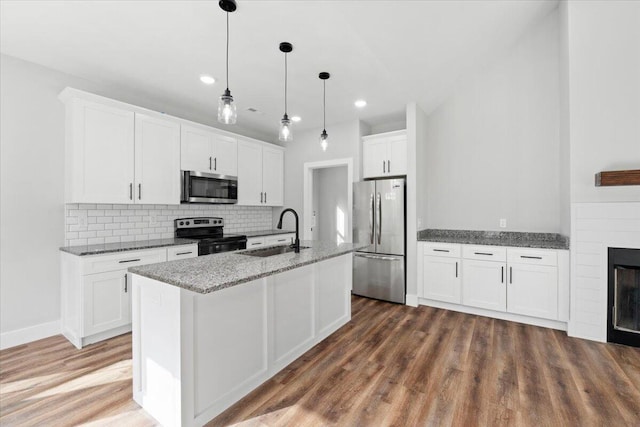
xmin=3 ymin=295 xmax=640 ymax=427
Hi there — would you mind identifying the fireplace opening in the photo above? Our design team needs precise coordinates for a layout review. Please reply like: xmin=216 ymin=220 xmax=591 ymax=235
xmin=608 ymin=247 xmax=640 ymax=347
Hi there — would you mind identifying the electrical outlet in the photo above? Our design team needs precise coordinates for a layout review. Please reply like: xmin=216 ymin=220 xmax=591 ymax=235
xmin=149 ymin=215 xmax=158 ymax=227
xmin=78 ymin=212 xmax=87 ymax=227
xmin=499 ymin=218 xmax=507 ymax=228
xmin=417 ymin=218 xmax=423 ymax=228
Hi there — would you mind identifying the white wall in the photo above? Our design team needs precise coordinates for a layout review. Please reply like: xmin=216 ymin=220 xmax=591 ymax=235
xmin=0 ymin=54 xmax=272 ymax=341
xmin=277 ymin=119 xmax=362 ymax=233
xmin=312 ymin=166 xmax=348 ymax=244
xmin=420 ymin=9 xmax=564 ymax=233
xmin=567 ymin=0 xmax=640 ymax=203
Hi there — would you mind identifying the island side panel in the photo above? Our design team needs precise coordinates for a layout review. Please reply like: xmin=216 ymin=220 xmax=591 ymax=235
xmin=315 ymin=254 xmax=353 ymax=340
xmin=132 ymin=274 xmax=184 ymax=427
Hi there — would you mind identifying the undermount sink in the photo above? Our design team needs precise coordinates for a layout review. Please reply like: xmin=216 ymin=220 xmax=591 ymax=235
xmin=239 ymin=245 xmax=310 ymax=257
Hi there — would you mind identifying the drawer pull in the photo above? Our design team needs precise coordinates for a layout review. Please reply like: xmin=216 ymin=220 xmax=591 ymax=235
xmin=119 ymin=258 xmax=141 ymax=264
xmin=251 ymin=242 xmax=261 ymax=246
xmin=277 ymin=239 xmax=287 ymax=242
xmin=176 ymin=251 xmax=193 ymax=256
xmin=433 ymin=249 xmax=450 ymax=253
xmin=474 ymin=252 xmax=493 ymax=256
xmin=520 ymin=255 xmax=543 ymax=260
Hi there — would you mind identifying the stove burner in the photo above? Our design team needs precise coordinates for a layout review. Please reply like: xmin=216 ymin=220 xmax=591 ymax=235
xmin=175 ymin=217 xmax=246 ymax=255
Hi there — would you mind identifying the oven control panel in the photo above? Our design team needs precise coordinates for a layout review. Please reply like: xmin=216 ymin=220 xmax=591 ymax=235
xmin=175 ymin=217 xmax=224 ymax=229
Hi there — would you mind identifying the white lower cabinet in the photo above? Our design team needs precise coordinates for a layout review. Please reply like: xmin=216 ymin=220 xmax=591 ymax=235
xmin=507 ymin=263 xmax=558 ymax=319
xmin=418 ymin=242 xmax=568 ymax=328
xmin=246 ymin=233 xmax=294 ymax=249
xmin=422 ymin=256 xmax=461 ymax=304
xmin=83 ymin=270 xmax=131 ymax=336
xmin=462 ymin=259 xmax=506 ymax=311
xmin=61 ymin=244 xmax=197 ymax=349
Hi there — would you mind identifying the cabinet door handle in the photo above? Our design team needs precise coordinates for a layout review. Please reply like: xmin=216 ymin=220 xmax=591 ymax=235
xmin=433 ymin=249 xmax=450 ymax=253
xmin=214 ymin=157 xmax=217 ymax=171
xmin=520 ymin=255 xmax=543 ymax=260
xmin=501 ymin=266 xmax=504 ymax=283
xmin=176 ymin=251 xmax=193 ymax=256
xmin=124 ymin=274 xmax=128 ymax=293
xmin=129 ymin=183 xmax=133 ymax=200
xmin=264 ymin=192 xmax=267 ymax=204
xmin=251 ymin=242 xmax=261 ymax=246
xmin=510 ymin=266 xmax=513 ymax=284
xmin=383 ymin=160 xmax=386 ymax=173
xmin=260 ymin=192 xmax=263 ymax=203
xmin=138 ymin=183 xmax=141 ymax=200
xmin=277 ymin=239 xmax=287 ymax=242
xmin=209 ymin=156 xmax=212 ymax=170
xmin=119 ymin=258 xmax=141 ymax=264
xmin=388 ymin=160 xmax=390 ymax=172
xmin=455 ymin=261 xmax=458 ymax=278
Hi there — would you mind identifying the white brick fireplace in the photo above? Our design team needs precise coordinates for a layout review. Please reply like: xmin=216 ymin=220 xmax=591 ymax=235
xmin=570 ymin=202 xmax=640 ymax=342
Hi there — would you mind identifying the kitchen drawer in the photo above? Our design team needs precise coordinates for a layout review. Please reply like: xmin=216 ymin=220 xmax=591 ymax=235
xmin=82 ymin=248 xmax=166 ymax=274
xmin=421 ymin=242 xmax=461 ymax=258
xmin=265 ymin=233 xmax=294 ymax=246
xmin=167 ymin=244 xmax=198 ymax=261
xmin=507 ymin=248 xmax=557 ymax=266
xmin=246 ymin=237 xmax=266 ymax=248
xmin=462 ymin=245 xmax=506 ymax=262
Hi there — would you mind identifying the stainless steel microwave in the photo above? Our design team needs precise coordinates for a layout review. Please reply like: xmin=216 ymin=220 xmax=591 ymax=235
xmin=181 ymin=171 xmax=238 ymax=204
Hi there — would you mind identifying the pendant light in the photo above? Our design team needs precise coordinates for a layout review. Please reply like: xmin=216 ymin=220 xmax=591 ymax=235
xmin=218 ymin=0 xmax=237 ymax=125
xmin=278 ymin=42 xmax=293 ymax=142
xmin=319 ymin=72 xmax=330 ymax=151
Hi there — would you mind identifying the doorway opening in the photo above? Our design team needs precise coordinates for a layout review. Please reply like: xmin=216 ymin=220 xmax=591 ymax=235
xmin=303 ymin=158 xmax=353 ymax=243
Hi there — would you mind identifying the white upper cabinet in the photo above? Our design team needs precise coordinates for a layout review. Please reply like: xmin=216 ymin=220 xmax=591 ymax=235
xmin=237 ymin=139 xmax=284 ymax=206
xmin=66 ymin=99 xmax=135 ymax=204
xmin=61 ymin=90 xmax=180 ymax=204
xmin=135 ymin=114 xmax=180 ymax=205
xmin=180 ymin=125 xmax=212 ymax=173
xmin=262 ymin=145 xmax=284 ymax=206
xmin=181 ymin=124 xmax=238 ymax=176
xmin=362 ymin=130 xmax=407 ymax=179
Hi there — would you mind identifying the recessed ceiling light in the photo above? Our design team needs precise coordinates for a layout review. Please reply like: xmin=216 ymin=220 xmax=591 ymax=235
xmin=200 ymin=74 xmax=216 ymax=85
xmin=354 ymin=99 xmax=367 ymax=108
xmin=291 ymin=116 xmax=301 ymax=122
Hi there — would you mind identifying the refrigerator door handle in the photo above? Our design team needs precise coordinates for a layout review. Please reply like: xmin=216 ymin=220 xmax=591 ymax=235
xmin=354 ymin=253 xmax=400 ymax=261
xmin=369 ymin=193 xmax=375 ymax=244
xmin=376 ymin=192 xmax=382 ymax=245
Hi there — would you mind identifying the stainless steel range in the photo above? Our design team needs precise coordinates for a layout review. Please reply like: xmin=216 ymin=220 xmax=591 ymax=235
xmin=175 ymin=217 xmax=246 ymax=255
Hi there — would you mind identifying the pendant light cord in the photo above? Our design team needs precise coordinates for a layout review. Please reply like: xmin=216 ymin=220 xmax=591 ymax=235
xmin=226 ymin=12 xmax=229 ymax=90
xmin=323 ymin=80 xmax=326 ymax=130
xmin=284 ymin=53 xmax=288 ymax=114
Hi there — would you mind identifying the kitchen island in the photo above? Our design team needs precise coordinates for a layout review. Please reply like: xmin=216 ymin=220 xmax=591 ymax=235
xmin=128 ymin=241 xmax=363 ymax=427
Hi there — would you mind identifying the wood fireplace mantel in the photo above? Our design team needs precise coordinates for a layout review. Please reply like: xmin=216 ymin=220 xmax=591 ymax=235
xmin=595 ymin=169 xmax=640 ymax=186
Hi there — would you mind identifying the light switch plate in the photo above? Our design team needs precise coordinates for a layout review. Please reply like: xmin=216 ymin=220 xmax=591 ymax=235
xmin=499 ymin=218 xmax=507 ymax=228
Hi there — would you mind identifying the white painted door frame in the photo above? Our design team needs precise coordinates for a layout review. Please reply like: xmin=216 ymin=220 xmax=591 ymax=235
xmin=303 ymin=158 xmax=353 ymax=242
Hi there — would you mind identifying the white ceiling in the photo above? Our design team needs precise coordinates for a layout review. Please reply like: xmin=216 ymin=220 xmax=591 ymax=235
xmin=0 ymin=0 xmax=558 ymax=140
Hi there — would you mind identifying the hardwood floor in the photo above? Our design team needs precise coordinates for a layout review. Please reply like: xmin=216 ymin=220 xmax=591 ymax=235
xmin=1 ymin=296 xmax=639 ymax=426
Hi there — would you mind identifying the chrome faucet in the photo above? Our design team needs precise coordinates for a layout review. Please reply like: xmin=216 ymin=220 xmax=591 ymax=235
xmin=277 ymin=208 xmax=300 ymax=253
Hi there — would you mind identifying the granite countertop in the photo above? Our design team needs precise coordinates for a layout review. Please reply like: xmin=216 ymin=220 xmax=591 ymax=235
xmin=129 ymin=240 xmax=365 ymax=294
xmin=417 ymin=229 xmax=569 ymax=250
xmin=60 ymin=238 xmax=197 ymax=256
xmin=243 ymin=229 xmax=296 ymax=238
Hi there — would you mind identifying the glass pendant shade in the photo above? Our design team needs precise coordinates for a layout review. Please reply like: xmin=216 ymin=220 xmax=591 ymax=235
xmin=218 ymin=89 xmax=237 ymax=124
xmin=320 ymin=129 xmax=328 ymax=151
xmin=279 ymin=114 xmax=292 ymax=142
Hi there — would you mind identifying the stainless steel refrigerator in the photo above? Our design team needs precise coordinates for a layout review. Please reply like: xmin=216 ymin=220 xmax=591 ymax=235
xmin=353 ymin=178 xmax=405 ymax=303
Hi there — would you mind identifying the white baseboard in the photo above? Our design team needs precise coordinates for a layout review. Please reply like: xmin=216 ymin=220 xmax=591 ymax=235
xmin=0 ymin=320 xmax=61 ymax=350
xmin=405 ymin=294 xmax=419 ymax=307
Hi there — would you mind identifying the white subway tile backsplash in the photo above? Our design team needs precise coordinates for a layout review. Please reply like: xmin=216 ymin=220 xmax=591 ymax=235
xmin=65 ymin=203 xmax=273 ymax=246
